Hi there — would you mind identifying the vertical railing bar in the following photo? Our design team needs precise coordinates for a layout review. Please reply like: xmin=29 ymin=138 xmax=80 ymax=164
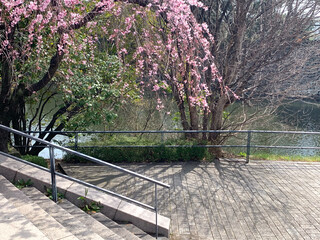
xmin=155 ymin=184 xmax=158 ymax=239
xmin=75 ymin=132 xmax=78 ymax=151
xmin=246 ymin=131 xmax=252 ymax=163
xmin=49 ymin=146 xmax=58 ymax=202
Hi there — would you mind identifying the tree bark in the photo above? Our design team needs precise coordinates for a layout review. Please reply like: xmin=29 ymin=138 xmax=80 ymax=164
xmin=0 ymin=123 xmax=9 ymax=153
xmin=208 ymin=95 xmax=228 ymax=158
xmin=0 ymin=54 xmax=13 ymax=152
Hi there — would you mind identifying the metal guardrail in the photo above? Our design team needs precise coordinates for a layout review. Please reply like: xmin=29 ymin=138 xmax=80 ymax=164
xmin=24 ymin=129 xmax=320 ymax=163
xmin=0 ymin=124 xmax=170 ymax=238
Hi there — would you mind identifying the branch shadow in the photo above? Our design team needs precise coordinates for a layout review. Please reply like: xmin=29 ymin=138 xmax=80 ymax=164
xmin=61 ymin=159 xmax=320 ymax=239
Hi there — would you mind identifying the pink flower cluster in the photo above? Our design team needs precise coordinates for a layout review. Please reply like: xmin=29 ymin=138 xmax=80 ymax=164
xmin=0 ymin=0 xmax=231 ymax=108
xmin=118 ymin=0 xmax=223 ymax=109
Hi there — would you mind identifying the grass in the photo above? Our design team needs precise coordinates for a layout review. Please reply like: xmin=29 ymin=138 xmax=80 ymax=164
xmin=225 ymin=148 xmax=320 ymax=162
xmin=249 ymin=153 xmax=320 ymax=162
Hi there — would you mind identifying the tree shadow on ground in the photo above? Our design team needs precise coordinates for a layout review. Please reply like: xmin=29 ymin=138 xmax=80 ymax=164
xmin=61 ymin=159 xmax=320 ymax=239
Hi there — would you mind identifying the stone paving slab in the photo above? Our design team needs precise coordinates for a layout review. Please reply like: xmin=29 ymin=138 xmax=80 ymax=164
xmin=62 ymin=159 xmax=320 ymax=240
xmin=0 ymin=192 xmax=49 ymax=240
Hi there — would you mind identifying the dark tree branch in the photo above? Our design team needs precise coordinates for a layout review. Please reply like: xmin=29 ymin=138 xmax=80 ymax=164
xmin=65 ymin=0 xmax=150 ymax=32
xmin=26 ymin=55 xmax=63 ymax=96
xmin=28 ymin=104 xmax=82 ymax=155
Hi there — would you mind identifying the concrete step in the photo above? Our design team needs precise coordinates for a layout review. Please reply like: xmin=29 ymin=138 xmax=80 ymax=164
xmin=91 ymin=212 xmax=142 ymax=240
xmin=0 ymin=192 xmax=49 ymax=240
xmin=0 ymin=175 xmax=79 ymax=240
xmin=117 ymin=222 xmax=160 ymax=240
xmin=21 ymin=186 xmax=122 ymax=240
xmin=0 ymin=154 xmax=170 ymax=237
xmin=57 ymin=198 xmax=140 ymax=240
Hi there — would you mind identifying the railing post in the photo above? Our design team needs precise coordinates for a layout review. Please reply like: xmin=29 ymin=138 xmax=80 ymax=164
xmin=155 ymin=184 xmax=158 ymax=239
xmin=75 ymin=133 xmax=78 ymax=151
xmin=161 ymin=132 xmax=164 ymax=144
xmin=49 ymin=146 xmax=58 ymax=202
xmin=246 ymin=131 xmax=252 ymax=163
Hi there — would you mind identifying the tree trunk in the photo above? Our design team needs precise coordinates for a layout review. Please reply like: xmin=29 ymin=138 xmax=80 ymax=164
xmin=11 ymin=84 xmax=28 ymax=155
xmin=202 ymin=107 xmax=209 ymax=140
xmin=0 ymin=97 xmax=10 ymax=153
xmin=189 ymin=104 xmax=199 ymax=139
xmin=0 ymin=124 xmax=9 ymax=153
xmin=208 ymin=95 xmax=228 ymax=158
xmin=0 ymin=57 xmax=12 ymax=153
xmin=169 ymin=81 xmax=193 ymax=139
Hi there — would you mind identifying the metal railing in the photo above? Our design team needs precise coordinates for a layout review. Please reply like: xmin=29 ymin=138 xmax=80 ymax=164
xmin=22 ymin=129 xmax=320 ymax=163
xmin=0 ymin=124 xmax=170 ymax=238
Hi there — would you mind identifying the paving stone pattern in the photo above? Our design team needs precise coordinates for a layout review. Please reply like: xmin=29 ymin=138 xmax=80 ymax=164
xmin=63 ymin=160 xmax=320 ymax=240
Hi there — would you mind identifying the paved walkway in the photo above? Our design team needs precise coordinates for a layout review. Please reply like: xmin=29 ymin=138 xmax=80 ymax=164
xmin=62 ymin=159 xmax=320 ymax=240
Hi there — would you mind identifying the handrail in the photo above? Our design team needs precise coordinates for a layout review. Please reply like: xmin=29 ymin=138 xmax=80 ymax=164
xmin=0 ymin=124 xmax=169 ymax=238
xmin=22 ymin=129 xmax=320 ymax=163
xmin=0 ymin=151 xmax=155 ymax=210
xmin=23 ymin=129 xmax=320 ymax=134
xmin=0 ymin=125 xmax=169 ymax=188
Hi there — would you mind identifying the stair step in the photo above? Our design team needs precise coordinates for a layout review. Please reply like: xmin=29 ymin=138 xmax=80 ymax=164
xmin=0 ymin=192 xmax=49 ymax=240
xmin=91 ymin=212 xmax=142 ymax=240
xmin=118 ymin=222 xmax=168 ymax=240
xmin=21 ymin=186 xmax=121 ymax=240
xmin=57 ymin=198 xmax=128 ymax=240
xmin=0 ymin=155 xmax=170 ymax=237
xmin=118 ymin=222 xmax=157 ymax=240
xmin=0 ymin=176 xmax=79 ymax=240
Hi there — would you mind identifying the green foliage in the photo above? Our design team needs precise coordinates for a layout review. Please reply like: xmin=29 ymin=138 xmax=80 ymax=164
xmin=45 ymin=187 xmax=65 ymax=201
xmin=63 ymin=136 xmax=212 ymax=163
xmin=172 ymin=112 xmax=181 ymax=126
xmin=223 ymin=111 xmax=230 ymax=120
xmin=77 ymin=188 xmax=103 ymax=214
xmin=14 ymin=179 xmax=33 ymax=189
xmin=239 ymin=152 xmax=247 ymax=157
xmin=25 ymin=28 xmax=140 ymax=134
xmin=57 ymin=52 xmax=139 ymax=130
xmin=21 ymin=155 xmax=48 ymax=168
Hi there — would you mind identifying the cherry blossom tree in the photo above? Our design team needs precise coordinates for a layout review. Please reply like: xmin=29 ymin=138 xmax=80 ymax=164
xmin=0 ymin=0 xmax=221 ymax=153
xmin=128 ymin=0 xmax=318 ymax=157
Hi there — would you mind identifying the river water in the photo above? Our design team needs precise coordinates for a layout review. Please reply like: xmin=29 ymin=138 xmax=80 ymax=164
xmin=225 ymin=100 xmax=320 ymax=156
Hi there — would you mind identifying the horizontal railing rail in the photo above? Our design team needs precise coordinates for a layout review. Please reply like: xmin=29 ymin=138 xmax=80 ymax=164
xmin=20 ymin=129 xmax=320 ymax=163
xmin=0 ymin=124 xmax=170 ymax=238
xmin=24 ymin=129 xmax=320 ymax=134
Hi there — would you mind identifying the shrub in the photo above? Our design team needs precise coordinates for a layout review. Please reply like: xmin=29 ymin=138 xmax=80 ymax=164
xmin=21 ymin=155 xmax=48 ymax=168
xmin=63 ymin=137 xmax=212 ymax=163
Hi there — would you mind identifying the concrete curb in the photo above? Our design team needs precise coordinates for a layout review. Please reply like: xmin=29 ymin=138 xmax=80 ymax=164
xmin=0 ymin=154 xmax=170 ymax=237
